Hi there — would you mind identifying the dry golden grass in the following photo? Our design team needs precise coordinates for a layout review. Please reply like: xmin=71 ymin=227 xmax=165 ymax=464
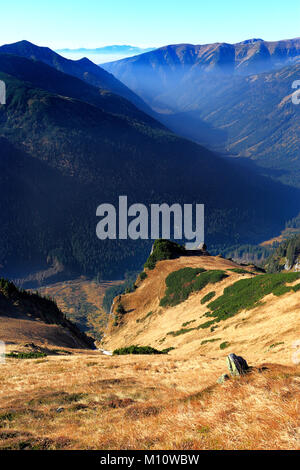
xmin=0 ymin=317 xmax=89 ymax=350
xmin=1 ymin=256 xmax=299 ymax=450
xmin=0 ymin=353 xmax=299 ymax=450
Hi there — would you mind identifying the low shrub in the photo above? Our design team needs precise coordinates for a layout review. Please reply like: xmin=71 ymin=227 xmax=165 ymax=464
xmin=293 ymin=283 xmax=300 ymax=292
xmin=6 ymin=351 xmax=47 ymax=359
xmin=198 ymin=320 xmax=217 ymax=329
xmin=116 ymin=303 xmax=126 ymax=315
xmin=161 ymin=347 xmax=175 ymax=353
xmin=201 ymin=291 xmax=216 ymax=304
xmin=269 ymin=342 xmax=284 ymax=350
xmin=144 ymin=239 xmax=186 ymax=270
xmin=201 ymin=338 xmax=221 ymax=345
xmin=182 ymin=319 xmax=196 ymax=327
xmin=167 ymin=327 xmax=196 ymax=337
xmin=206 ymin=272 xmax=300 ymax=323
xmin=168 ymin=318 xmax=219 ymax=336
xmin=113 ymin=345 xmax=167 ymax=355
xmin=139 ymin=272 xmax=147 ymax=281
xmin=160 ymin=268 xmax=227 ymax=307
xmin=136 ymin=311 xmax=153 ymax=323
xmin=228 ymin=268 xmax=252 ymax=274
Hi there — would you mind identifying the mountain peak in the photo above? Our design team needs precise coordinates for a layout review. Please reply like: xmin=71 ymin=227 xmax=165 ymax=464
xmin=77 ymin=57 xmax=92 ymax=64
xmin=239 ymin=38 xmax=264 ymax=44
xmin=0 ymin=40 xmax=152 ymax=113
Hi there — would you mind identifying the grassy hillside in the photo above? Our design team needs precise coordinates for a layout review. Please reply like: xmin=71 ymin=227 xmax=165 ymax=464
xmin=0 ymin=278 xmax=95 ymax=349
xmin=102 ymin=253 xmax=300 ymax=362
xmin=0 ymin=253 xmax=299 ymax=450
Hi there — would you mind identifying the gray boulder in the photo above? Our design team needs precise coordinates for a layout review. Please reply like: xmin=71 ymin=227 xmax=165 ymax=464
xmin=227 ymin=353 xmax=249 ymax=376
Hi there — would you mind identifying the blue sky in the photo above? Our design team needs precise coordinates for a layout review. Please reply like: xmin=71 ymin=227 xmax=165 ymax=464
xmin=0 ymin=0 xmax=299 ymax=49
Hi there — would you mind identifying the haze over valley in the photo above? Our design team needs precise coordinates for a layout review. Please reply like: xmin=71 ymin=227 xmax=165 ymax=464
xmin=0 ymin=0 xmax=300 ymax=452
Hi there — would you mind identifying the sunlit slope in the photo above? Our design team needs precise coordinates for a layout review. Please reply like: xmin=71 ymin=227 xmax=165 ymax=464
xmin=0 ymin=279 xmax=94 ymax=350
xmin=102 ymin=255 xmax=300 ymax=365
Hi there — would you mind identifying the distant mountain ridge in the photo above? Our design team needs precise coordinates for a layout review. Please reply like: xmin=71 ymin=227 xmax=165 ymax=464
xmin=56 ymin=45 xmax=155 ymax=54
xmin=103 ymin=38 xmax=300 ymax=80
xmin=0 ymin=40 xmax=152 ymax=114
xmin=239 ymin=38 xmax=264 ymax=44
xmin=102 ymin=38 xmax=300 ymax=114
xmin=56 ymin=45 xmax=156 ymax=64
xmin=102 ymin=38 xmax=300 ymax=187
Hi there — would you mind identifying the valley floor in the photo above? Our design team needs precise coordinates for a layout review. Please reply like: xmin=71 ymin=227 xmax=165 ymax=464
xmin=38 ymin=278 xmax=122 ymax=341
xmin=0 ymin=351 xmax=299 ymax=450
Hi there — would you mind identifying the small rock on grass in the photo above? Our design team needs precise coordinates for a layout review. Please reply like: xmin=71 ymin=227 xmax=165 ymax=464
xmin=217 ymin=373 xmax=230 ymax=384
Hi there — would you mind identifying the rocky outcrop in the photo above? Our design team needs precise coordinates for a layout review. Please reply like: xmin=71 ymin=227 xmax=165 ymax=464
xmin=217 ymin=354 xmax=250 ymax=383
xmin=227 ymin=353 xmax=249 ymax=376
